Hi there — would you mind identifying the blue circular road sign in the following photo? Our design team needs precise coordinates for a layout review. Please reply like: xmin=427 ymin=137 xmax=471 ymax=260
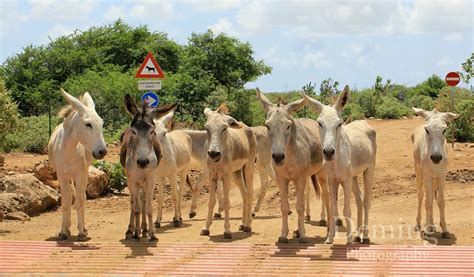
xmin=141 ymin=91 xmax=159 ymax=108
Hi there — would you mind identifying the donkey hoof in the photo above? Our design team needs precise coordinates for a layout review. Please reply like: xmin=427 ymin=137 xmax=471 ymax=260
xmin=173 ymin=219 xmax=183 ymax=227
xmin=354 ymin=236 xmax=361 ymax=243
xmin=293 ymin=230 xmax=300 ymax=238
xmin=57 ymin=233 xmax=69 ymax=241
xmin=125 ymin=231 xmax=133 ymax=240
xmin=239 ymin=224 xmax=245 ymax=231
xmin=362 ymin=238 xmax=371 ymax=244
xmin=77 ymin=234 xmax=88 ymax=242
xmin=149 ymin=235 xmax=158 ymax=242
xmin=223 ymin=232 xmax=232 ymax=239
xmin=154 ymin=222 xmax=161 ymax=229
xmin=189 ymin=211 xmax=197 ymax=219
xmin=243 ymin=226 xmax=252 ymax=233
xmin=336 ymin=219 xmax=344 ymax=226
xmin=318 ymin=220 xmax=327 ymax=227
xmin=278 ymin=237 xmax=289 ymax=243
xmin=414 ymin=224 xmax=421 ymax=231
xmin=200 ymin=229 xmax=210 ymax=236
xmin=213 ymin=213 xmax=221 ymax=219
xmin=420 ymin=231 xmax=433 ymax=240
xmin=304 ymin=215 xmax=311 ymax=222
xmin=252 ymin=212 xmax=256 ymax=218
xmin=142 ymin=230 xmax=148 ymax=238
xmin=133 ymin=234 xmax=140 ymax=241
xmin=299 ymin=237 xmax=308 ymax=243
xmin=441 ymin=232 xmax=450 ymax=239
xmin=324 ymin=238 xmax=334 ymax=244
xmin=288 ymin=210 xmax=293 ymax=215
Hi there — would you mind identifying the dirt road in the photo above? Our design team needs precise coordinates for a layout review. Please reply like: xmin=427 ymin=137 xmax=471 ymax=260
xmin=1 ymin=117 xmax=473 ymax=245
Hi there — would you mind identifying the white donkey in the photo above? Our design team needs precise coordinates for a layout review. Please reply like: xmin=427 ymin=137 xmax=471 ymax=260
xmin=48 ymin=89 xmax=107 ymax=241
xmin=257 ymin=89 xmax=326 ymax=243
xmin=411 ymin=107 xmax=458 ymax=239
xmin=120 ymin=95 xmax=176 ymax=241
xmin=200 ymin=104 xmax=256 ymax=239
xmin=154 ymin=108 xmax=197 ymax=228
xmin=302 ymin=86 xmax=377 ymax=244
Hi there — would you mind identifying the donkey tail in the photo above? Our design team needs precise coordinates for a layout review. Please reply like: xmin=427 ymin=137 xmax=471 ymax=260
xmin=310 ymin=174 xmax=321 ymax=199
xmin=186 ymin=173 xmax=196 ymax=193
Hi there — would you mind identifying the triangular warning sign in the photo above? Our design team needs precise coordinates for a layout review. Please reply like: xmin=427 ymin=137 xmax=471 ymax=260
xmin=135 ymin=52 xmax=165 ymax=79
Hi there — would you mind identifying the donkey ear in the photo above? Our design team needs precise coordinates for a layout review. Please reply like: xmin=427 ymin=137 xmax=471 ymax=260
xmin=441 ymin=112 xmax=459 ymax=123
xmin=256 ymin=88 xmax=272 ymax=112
xmin=159 ymin=107 xmax=175 ymax=127
xmin=335 ymin=85 xmax=350 ymax=112
xmin=204 ymin=107 xmax=213 ymax=117
xmin=412 ymin=107 xmax=429 ymax=118
xmin=301 ymin=92 xmax=325 ymax=113
xmin=61 ymin=88 xmax=86 ymax=114
xmin=286 ymin=98 xmax=305 ymax=114
xmin=124 ymin=94 xmax=139 ymax=116
xmin=81 ymin=92 xmax=95 ymax=110
xmin=152 ymin=103 xmax=177 ymax=119
xmin=226 ymin=116 xmax=243 ymax=129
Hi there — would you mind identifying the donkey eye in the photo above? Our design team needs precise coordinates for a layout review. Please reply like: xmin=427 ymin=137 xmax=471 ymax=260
xmin=132 ymin=130 xmax=137 ymax=135
xmin=318 ymin=122 xmax=323 ymax=128
xmin=265 ymin=125 xmax=270 ymax=130
xmin=222 ymin=127 xmax=228 ymax=133
xmin=425 ymin=128 xmax=429 ymax=135
xmin=85 ymin=123 xmax=92 ymax=129
xmin=442 ymin=129 xmax=446 ymax=134
xmin=286 ymin=125 xmax=291 ymax=130
xmin=337 ymin=123 xmax=342 ymax=128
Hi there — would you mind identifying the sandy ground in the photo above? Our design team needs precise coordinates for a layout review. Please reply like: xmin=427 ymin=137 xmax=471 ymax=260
xmin=1 ymin=117 xmax=473 ymax=246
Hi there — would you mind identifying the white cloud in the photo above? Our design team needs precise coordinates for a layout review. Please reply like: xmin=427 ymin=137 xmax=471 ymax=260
xmin=130 ymin=0 xmax=173 ymax=20
xmin=41 ymin=24 xmax=76 ymax=44
xmin=21 ymin=0 xmax=97 ymax=21
xmin=185 ymin=0 xmax=240 ymax=11
xmin=235 ymin=0 xmax=473 ymax=37
xmin=443 ymin=32 xmax=464 ymax=42
xmin=303 ymin=51 xmax=331 ymax=68
xmin=210 ymin=17 xmax=237 ymax=36
xmin=104 ymin=4 xmax=127 ymax=21
xmin=436 ymin=56 xmax=451 ymax=67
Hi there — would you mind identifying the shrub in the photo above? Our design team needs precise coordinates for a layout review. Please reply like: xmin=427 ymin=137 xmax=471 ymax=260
xmin=3 ymin=115 xmax=60 ymax=153
xmin=375 ymin=97 xmax=412 ymax=119
xmin=436 ymin=88 xmax=474 ymax=142
xmin=342 ymin=102 xmax=365 ymax=120
xmin=0 ymin=80 xmax=20 ymax=152
xmin=409 ymin=95 xmax=435 ymax=111
xmin=93 ymin=160 xmax=127 ymax=193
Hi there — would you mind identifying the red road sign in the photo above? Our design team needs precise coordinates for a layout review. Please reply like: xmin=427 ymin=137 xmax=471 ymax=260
xmin=445 ymin=71 xmax=460 ymax=86
xmin=135 ymin=52 xmax=165 ymax=79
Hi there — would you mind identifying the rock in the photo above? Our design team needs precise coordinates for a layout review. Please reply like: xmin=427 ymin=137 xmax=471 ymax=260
xmin=86 ymin=166 xmax=109 ymax=199
xmin=7 ymin=171 xmax=15 ymax=175
xmin=33 ymin=160 xmax=58 ymax=190
xmin=0 ymin=174 xmax=60 ymax=220
xmin=454 ymin=148 xmax=462 ymax=152
xmin=468 ymin=144 xmax=474 ymax=148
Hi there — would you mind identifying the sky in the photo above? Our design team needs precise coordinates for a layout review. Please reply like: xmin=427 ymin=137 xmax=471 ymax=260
xmin=0 ymin=0 xmax=472 ymax=92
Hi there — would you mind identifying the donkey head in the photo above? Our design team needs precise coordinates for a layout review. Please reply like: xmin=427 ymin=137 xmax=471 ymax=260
xmin=256 ymin=88 xmax=305 ymax=166
xmin=412 ymin=107 xmax=458 ymax=164
xmin=203 ymin=103 xmax=242 ymax=162
xmin=301 ymin=85 xmax=350 ymax=161
xmin=60 ymin=89 xmax=107 ymax=160
xmin=124 ymin=94 xmax=176 ymax=169
xmin=154 ymin=105 xmax=177 ymax=138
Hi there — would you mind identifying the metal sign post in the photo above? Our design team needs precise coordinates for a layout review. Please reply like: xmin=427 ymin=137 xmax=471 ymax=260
xmin=444 ymin=71 xmax=460 ymax=149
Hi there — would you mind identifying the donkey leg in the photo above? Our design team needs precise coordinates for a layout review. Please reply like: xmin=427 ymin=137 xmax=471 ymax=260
xmin=126 ymin=183 xmax=137 ymax=239
xmin=185 ymin=168 xmax=198 ymax=219
xmin=169 ymin=174 xmax=182 ymax=227
xmin=362 ymin=167 xmax=374 ymax=243
xmin=155 ymin=176 xmax=165 ymax=228
xmin=222 ymin=175 xmax=232 ymax=239
xmin=277 ymin=177 xmax=290 ymax=243
xmin=342 ymin=179 xmax=353 ymax=244
xmin=74 ymin=171 xmax=88 ymax=241
xmin=243 ymin=163 xmax=254 ymax=231
xmin=234 ymin=170 xmax=248 ymax=231
xmin=58 ymin=176 xmax=72 ymax=240
xmin=132 ymin=188 xmax=141 ymax=240
xmin=145 ymin=178 xmax=157 ymax=241
xmin=305 ymin=178 xmax=311 ymax=222
xmin=423 ymin=177 xmax=435 ymax=235
xmin=352 ymin=176 xmax=363 ymax=242
xmin=317 ymin=171 xmax=329 ymax=227
xmin=201 ymin=176 xmax=217 ymax=236
xmin=295 ymin=177 xmax=307 ymax=243
xmin=253 ymin=165 xmax=268 ymax=216
xmin=415 ymin=165 xmax=423 ymax=231
xmin=325 ymin=180 xmax=338 ymax=244
xmin=140 ymin=190 xmax=148 ymax=237
xmin=215 ymin=180 xmax=224 ymax=218
xmin=437 ymin=178 xmax=448 ymax=238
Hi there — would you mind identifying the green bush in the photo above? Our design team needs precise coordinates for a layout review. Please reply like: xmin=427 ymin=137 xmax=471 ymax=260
xmin=0 ymin=80 xmax=20 ymax=152
xmin=93 ymin=160 xmax=127 ymax=193
xmin=436 ymin=88 xmax=474 ymax=142
xmin=375 ymin=97 xmax=412 ymax=119
xmin=409 ymin=94 xmax=435 ymax=111
xmin=342 ymin=102 xmax=365 ymax=120
xmin=3 ymin=115 xmax=60 ymax=153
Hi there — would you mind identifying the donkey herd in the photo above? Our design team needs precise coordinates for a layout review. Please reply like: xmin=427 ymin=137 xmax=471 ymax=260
xmin=48 ymin=87 xmax=458 ymax=244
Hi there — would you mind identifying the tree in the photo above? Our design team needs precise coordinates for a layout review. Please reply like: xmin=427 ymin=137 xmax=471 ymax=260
xmin=0 ymin=80 xmax=20 ymax=151
xmin=182 ymin=30 xmax=272 ymax=89
xmin=459 ymin=53 xmax=473 ymax=84
xmin=319 ymin=78 xmax=339 ymax=103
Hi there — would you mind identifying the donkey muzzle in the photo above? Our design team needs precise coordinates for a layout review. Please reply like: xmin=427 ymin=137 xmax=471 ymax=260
xmin=272 ymin=153 xmax=285 ymax=166
xmin=137 ymin=158 xmax=150 ymax=168
xmin=323 ymin=147 xmax=335 ymax=161
xmin=208 ymin=150 xmax=221 ymax=162
xmin=93 ymin=148 xmax=107 ymax=159
xmin=430 ymin=153 xmax=442 ymax=164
